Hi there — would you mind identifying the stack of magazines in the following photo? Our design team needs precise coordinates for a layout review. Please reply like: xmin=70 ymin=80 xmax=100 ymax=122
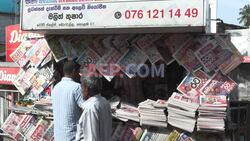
xmin=197 ymin=95 xmax=227 ymax=132
xmin=138 ymin=99 xmax=168 ymax=128
xmin=167 ymin=92 xmax=199 ymax=132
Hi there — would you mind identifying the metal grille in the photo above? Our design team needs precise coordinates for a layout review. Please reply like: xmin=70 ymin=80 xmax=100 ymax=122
xmin=0 ymin=89 xmax=20 ymax=126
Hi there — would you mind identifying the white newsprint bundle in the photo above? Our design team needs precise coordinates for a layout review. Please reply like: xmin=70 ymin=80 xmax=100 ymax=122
xmin=197 ymin=95 xmax=227 ymax=132
xmin=167 ymin=92 xmax=199 ymax=132
xmin=114 ymin=103 xmax=140 ymax=122
xmin=138 ymin=99 xmax=168 ymax=128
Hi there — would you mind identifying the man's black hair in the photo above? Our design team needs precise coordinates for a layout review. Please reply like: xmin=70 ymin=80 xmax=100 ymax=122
xmin=63 ymin=60 xmax=81 ymax=75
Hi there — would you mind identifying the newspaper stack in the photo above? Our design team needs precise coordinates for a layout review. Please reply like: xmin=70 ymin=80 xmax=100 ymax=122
xmin=33 ymin=98 xmax=53 ymax=113
xmin=197 ymin=95 xmax=227 ymax=132
xmin=114 ymin=103 xmax=140 ymax=122
xmin=138 ymin=99 xmax=168 ymax=128
xmin=167 ymin=92 xmax=199 ymax=132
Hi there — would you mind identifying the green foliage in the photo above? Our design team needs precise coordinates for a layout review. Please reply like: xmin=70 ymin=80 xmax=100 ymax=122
xmin=238 ymin=4 xmax=250 ymax=27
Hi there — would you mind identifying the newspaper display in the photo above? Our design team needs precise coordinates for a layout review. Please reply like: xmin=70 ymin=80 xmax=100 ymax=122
xmin=10 ymin=39 xmax=38 ymax=67
xmin=40 ymin=123 xmax=54 ymax=141
xmin=173 ymin=38 xmax=202 ymax=72
xmin=177 ymin=70 xmax=209 ymax=103
xmin=27 ymin=39 xmax=51 ymax=68
xmin=1 ymin=113 xmax=24 ymax=141
xmin=46 ymin=37 xmax=66 ymax=62
xmin=29 ymin=119 xmax=50 ymax=141
xmin=16 ymin=115 xmax=40 ymax=139
xmin=118 ymin=46 xmax=148 ymax=78
xmin=200 ymin=71 xmax=237 ymax=96
xmin=7 ymin=32 xmax=243 ymax=138
xmin=13 ymin=68 xmax=38 ymax=95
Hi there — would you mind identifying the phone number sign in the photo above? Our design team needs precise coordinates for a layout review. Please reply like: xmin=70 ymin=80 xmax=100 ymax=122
xmin=21 ymin=0 xmax=206 ymax=30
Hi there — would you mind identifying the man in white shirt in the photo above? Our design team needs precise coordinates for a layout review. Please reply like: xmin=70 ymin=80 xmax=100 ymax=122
xmin=76 ymin=76 xmax=112 ymax=141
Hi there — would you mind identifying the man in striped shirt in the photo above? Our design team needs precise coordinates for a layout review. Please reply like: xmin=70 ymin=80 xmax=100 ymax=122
xmin=52 ymin=61 xmax=85 ymax=141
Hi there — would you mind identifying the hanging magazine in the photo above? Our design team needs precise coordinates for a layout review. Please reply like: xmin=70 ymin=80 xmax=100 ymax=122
xmin=89 ymin=36 xmax=109 ymax=57
xmin=1 ymin=113 xmax=24 ymax=141
xmin=70 ymin=39 xmax=87 ymax=57
xmin=103 ymin=35 xmax=129 ymax=54
xmin=217 ymin=38 xmax=242 ymax=74
xmin=97 ymin=47 xmax=129 ymax=81
xmin=163 ymin=34 xmax=191 ymax=54
xmin=10 ymin=39 xmax=38 ymax=67
xmin=27 ymin=39 xmax=51 ymax=68
xmin=173 ymin=38 xmax=202 ymax=72
xmin=200 ymin=71 xmax=237 ymax=96
xmin=47 ymin=37 xmax=66 ymax=62
xmin=40 ymin=52 xmax=52 ymax=67
xmin=136 ymin=34 xmax=162 ymax=63
xmin=12 ymin=68 xmax=38 ymax=95
xmin=136 ymin=34 xmax=162 ymax=49
xmin=112 ymin=34 xmax=134 ymax=49
xmin=177 ymin=69 xmax=209 ymax=103
xmin=140 ymin=44 xmax=162 ymax=64
xmin=77 ymin=46 xmax=100 ymax=78
xmin=154 ymin=35 xmax=175 ymax=65
xmin=29 ymin=67 xmax=53 ymax=100
xmin=194 ymin=36 xmax=235 ymax=73
xmin=118 ymin=46 xmax=147 ymax=78
xmin=59 ymin=38 xmax=77 ymax=60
